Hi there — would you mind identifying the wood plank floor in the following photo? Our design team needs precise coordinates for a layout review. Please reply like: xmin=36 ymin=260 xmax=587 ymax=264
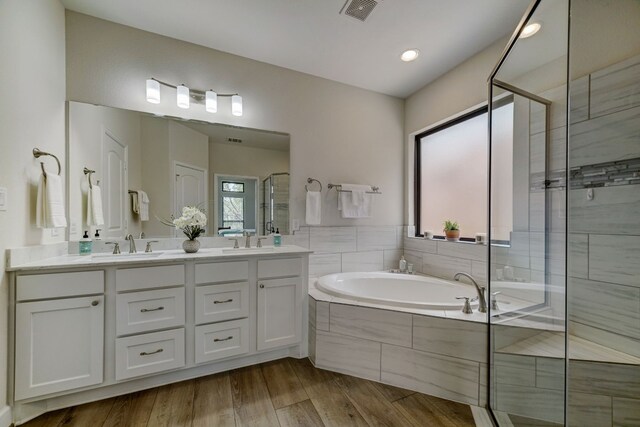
xmin=23 ymin=358 xmax=477 ymax=427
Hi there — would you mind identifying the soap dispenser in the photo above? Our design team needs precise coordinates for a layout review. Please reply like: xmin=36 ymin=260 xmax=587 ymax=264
xmin=399 ymin=256 xmax=407 ymax=272
xmin=273 ymin=228 xmax=282 ymax=247
xmin=79 ymin=231 xmax=93 ymax=255
xmin=94 ymin=229 xmax=102 ymax=240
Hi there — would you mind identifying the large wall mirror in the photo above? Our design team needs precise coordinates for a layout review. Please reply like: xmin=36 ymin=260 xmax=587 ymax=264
xmin=67 ymin=101 xmax=290 ymax=240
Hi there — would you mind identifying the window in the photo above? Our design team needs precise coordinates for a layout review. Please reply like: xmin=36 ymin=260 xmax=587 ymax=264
xmin=414 ymin=102 xmax=513 ymax=241
xmin=222 ymin=181 xmax=244 ymax=193
xmin=222 ymin=196 xmax=244 ymax=229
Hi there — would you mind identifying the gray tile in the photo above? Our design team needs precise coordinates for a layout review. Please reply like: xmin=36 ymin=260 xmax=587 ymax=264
xmin=412 ymin=315 xmax=487 ymax=363
xmin=316 ymin=301 xmax=329 ymax=331
xmin=422 ymin=253 xmax=472 ymax=280
xmin=570 ymin=186 xmax=640 ymax=235
xmin=330 ymin=304 xmax=412 ymax=347
xmin=356 ymin=226 xmax=398 ymax=251
xmin=570 ymin=105 xmax=640 ymax=168
xmin=341 ymin=250 xmax=383 ymax=272
xmin=495 ymin=383 xmax=564 ymax=424
xmin=568 ymin=392 xmax=612 ymax=427
xmin=310 ymin=226 xmax=356 ymax=253
xmin=309 ymin=253 xmax=341 ymax=277
xmin=568 ymin=233 xmax=589 ymax=279
xmin=403 ymin=237 xmax=437 ymax=253
xmin=590 ymin=54 xmax=640 ymax=118
xmin=494 ymin=353 xmax=536 ymax=387
xmin=613 ymin=397 xmax=640 ymax=427
xmin=381 ymin=344 xmax=480 ymax=405
xmin=589 ymin=235 xmax=640 ymax=288
xmin=309 ymin=324 xmax=316 ymax=364
xmin=536 ymin=357 xmax=564 ymax=390
xmin=570 ymin=75 xmax=590 ymax=124
xmin=315 ymin=330 xmax=381 ymax=381
xmin=569 ymin=360 xmax=640 ymax=399
xmin=570 ymin=322 xmax=640 ymax=358
xmin=292 ymin=227 xmax=310 ymax=248
xmin=383 ymin=249 xmax=402 ymax=270
xmin=569 ymin=277 xmax=640 ymax=339
xmin=403 ymin=250 xmax=424 ymax=274
xmin=437 ymin=240 xmax=487 ymax=262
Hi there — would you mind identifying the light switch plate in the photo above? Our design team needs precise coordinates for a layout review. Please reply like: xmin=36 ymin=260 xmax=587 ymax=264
xmin=291 ymin=219 xmax=300 ymax=231
xmin=0 ymin=187 xmax=7 ymax=211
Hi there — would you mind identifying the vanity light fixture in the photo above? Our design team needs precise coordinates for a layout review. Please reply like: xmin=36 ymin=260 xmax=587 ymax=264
xmin=146 ymin=79 xmax=161 ymax=104
xmin=519 ymin=22 xmax=541 ymax=38
xmin=176 ymin=84 xmax=190 ymax=109
xmin=400 ymin=48 xmax=420 ymax=62
xmin=145 ymin=78 xmax=242 ymax=116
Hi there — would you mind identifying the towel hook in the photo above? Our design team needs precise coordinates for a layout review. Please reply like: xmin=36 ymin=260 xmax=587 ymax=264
xmin=83 ymin=167 xmax=96 ymax=189
xmin=305 ymin=177 xmax=323 ymax=192
xmin=33 ymin=148 xmax=61 ymax=176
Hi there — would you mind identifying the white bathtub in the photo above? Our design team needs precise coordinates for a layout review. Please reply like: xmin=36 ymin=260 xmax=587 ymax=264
xmin=316 ymin=272 xmax=479 ymax=310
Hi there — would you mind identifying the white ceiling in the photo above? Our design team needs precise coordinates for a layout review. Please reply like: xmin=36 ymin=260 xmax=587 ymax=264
xmin=179 ymin=120 xmax=290 ymax=152
xmin=61 ymin=0 xmax=530 ymax=98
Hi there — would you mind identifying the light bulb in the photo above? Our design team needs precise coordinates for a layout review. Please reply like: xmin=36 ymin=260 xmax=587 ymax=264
xmin=206 ymin=90 xmax=218 ymax=113
xmin=231 ymin=95 xmax=243 ymax=116
xmin=177 ymin=84 xmax=190 ymax=109
xmin=400 ymin=49 xmax=420 ymax=62
xmin=146 ymin=79 xmax=160 ymax=104
xmin=519 ymin=22 xmax=541 ymax=38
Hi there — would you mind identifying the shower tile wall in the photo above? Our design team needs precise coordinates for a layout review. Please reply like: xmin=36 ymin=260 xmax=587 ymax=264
xmin=301 ymin=225 xmax=404 ymax=277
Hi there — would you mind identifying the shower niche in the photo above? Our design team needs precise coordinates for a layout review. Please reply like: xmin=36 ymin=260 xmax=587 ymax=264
xmin=488 ymin=0 xmax=640 ymax=426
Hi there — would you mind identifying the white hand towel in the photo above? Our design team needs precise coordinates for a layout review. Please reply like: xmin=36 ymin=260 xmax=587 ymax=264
xmin=36 ymin=173 xmax=67 ymax=229
xmin=305 ymin=191 xmax=321 ymax=225
xmin=131 ymin=191 xmax=140 ymax=214
xmin=86 ymin=185 xmax=105 ymax=227
xmin=138 ymin=190 xmax=150 ymax=221
xmin=338 ymin=184 xmax=372 ymax=218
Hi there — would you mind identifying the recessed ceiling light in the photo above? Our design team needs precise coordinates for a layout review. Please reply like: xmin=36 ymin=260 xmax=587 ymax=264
xmin=400 ymin=49 xmax=420 ymax=62
xmin=519 ymin=22 xmax=541 ymax=39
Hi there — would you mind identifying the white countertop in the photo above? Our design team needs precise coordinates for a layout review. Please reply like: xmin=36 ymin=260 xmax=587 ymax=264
xmin=8 ymin=245 xmax=312 ymax=272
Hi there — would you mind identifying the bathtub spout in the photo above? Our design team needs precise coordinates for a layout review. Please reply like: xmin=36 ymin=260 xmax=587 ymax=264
xmin=454 ymin=272 xmax=487 ymax=313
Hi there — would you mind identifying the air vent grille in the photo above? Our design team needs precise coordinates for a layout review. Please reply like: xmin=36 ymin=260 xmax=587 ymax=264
xmin=341 ymin=0 xmax=378 ymax=22
xmin=227 ymin=138 xmax=242 ymax=143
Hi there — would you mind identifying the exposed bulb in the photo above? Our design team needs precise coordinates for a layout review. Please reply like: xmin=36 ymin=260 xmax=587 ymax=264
xmin=206 ymin=90 xmax=218 ymax=113
xmin=146 ymin=79 xmax=160 ymax=104
xmin=177 ymin=84 xmax=189 ymax=109
xmin=231 ymin=95 xmax=243 ymax=116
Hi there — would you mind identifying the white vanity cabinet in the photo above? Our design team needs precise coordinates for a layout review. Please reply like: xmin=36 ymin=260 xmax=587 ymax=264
xmin=9 ymin=249 xmax=309 ymax=424
xmin=14 ymin=272 xmax=105 ymax=400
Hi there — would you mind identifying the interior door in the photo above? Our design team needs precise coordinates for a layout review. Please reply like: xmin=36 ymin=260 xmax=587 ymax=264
xmin=102 ymin=130 xmax=127 ymax=238
xmin=174 ymin=163 xmax=207 ymax=233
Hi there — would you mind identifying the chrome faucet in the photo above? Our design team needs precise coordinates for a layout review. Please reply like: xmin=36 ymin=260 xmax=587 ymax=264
xmin=243 ymin=231 xmax=251 ymax=248
xmin=125 ymin=234 xmax=137 ymax=254
xmin=454 ymin=272 xmax=487 ymax=313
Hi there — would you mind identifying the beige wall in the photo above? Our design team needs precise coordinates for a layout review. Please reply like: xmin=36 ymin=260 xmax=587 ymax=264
xmin=209 ymin=142 xmax=289 ymax=181
xmin=404 ymin=38 xmax=508 ymax=226
xmin=0 ymin=0 xmax=66 ymax=417
xmin=65 ymin=12 xmax=404 ymax=228
xmin=68 ymin=102 xmax=143 ymax=240
xmin=140 ymin=117 xmax=171 ymax=236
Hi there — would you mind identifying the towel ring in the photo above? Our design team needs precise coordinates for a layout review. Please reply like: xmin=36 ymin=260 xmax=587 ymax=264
xmin=84 ymin=167 xmax=96 ymax=189
xmin=33 ymin=148 xmax=61 ymax=176
xmin=305 ymin=177 xmax=323 ymax=192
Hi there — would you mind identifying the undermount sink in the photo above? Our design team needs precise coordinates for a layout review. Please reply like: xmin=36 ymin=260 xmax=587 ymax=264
xmin=222 ymin=247 xmax=276 ymax=254
xmin=91 ymin=251 xmax=164 ymax=260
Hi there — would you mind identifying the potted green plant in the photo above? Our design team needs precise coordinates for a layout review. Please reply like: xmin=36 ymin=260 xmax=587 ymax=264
xmin=443 ymin=220 xmax=460 ymax=241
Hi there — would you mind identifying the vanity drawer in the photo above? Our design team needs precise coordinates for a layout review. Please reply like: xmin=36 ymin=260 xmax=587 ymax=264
xmin=195 ymin=282 xmax=249 ymax=324
xmin=115 ymin=328 xmax=185 ymax=381
xmin=195 ymin=319 xmax=249 ymax=364
xmin=258 ymin=258 xmax=302 ymax=279
xmin=195 ymin=261 xmax=248 ymax=284
xmin=17 ymin=271 xmax=104 ymax=301
xmin=116 ymin=288 xmax=185 ymax=336
xmin=116 ymin=265 xmax=184 ymax=292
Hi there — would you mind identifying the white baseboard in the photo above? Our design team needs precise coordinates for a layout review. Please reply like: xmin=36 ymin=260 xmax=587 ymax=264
xmin=0 ymin=405 xmax=12 ymax=427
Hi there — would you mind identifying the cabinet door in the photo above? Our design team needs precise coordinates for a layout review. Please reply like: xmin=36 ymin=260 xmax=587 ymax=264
xmin=256 ymin=277 xmax=302 ymax=351
xmin=15 ymin=296 xmax=104 ymax=400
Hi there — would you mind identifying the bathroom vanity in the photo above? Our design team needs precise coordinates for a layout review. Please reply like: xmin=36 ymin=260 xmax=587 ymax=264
xmin=7 ymin=246 xmax=310 ymax=424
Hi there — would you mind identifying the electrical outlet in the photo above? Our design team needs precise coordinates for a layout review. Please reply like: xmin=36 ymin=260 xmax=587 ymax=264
xmin=50 ymin=228 xmax=59 ymax=237
xmin=0 ymin=187 xmax=7 ymax=211
xmin=291 ymin=219 xmax=300 ymax=231
xmin=70 ymin=221 xmax=78 ymax=235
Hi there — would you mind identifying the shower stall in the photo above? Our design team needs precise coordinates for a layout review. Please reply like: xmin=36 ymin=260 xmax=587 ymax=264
xmin=488 ymin=0 xmax=640 ymax=425
xmin=261 ymin=172 xmax=290 ymax=235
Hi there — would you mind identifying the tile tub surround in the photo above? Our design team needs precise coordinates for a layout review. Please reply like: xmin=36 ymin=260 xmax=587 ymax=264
xmin=308 ymin=292 xmax=488 ymax=407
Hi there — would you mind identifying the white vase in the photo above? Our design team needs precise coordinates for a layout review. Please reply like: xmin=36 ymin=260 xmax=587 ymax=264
xmin=182 ymin=239 xmax=200 ymax=253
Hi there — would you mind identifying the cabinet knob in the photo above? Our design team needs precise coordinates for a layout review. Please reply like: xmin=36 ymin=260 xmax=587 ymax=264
xmin=259 ymin=284 xmax=265 ymax=288
xmin=91 ymin=300 xmax=99 ymax=306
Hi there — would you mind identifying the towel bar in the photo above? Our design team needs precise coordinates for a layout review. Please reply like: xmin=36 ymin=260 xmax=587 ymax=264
xmin=83 ymin=167 xmax=96 ymax=189
xmin=327 ymin=183 xmax=381 ymax=194
xmin=305 ymin=177 xmax=323 ymax=192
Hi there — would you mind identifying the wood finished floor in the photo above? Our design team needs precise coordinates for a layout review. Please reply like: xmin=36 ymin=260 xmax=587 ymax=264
xmin=23 ymin=358 xmax=477 ymax=427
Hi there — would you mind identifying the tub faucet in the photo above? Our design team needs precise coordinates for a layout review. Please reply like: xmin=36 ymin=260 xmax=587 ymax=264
xmin=125 ymin=234 xmax=137 ymax=254
xmin=454 ymin=272 xmax=487 ymax=313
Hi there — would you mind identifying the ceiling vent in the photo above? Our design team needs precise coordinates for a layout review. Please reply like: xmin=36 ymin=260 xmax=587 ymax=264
xmin=227 ymin=137 xmax=242 ymax=143
xmin=340 ymin=0 xmax=378 ymax=22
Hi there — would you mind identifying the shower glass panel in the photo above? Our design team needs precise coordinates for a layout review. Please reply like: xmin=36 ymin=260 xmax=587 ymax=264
xmin=261 ymin=173 xmax=290 ymax=235
xmin=488 ymin=0 xmax=568 ymax=425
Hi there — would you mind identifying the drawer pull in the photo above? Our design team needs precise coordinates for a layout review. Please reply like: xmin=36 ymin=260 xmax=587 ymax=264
xmin=91 ymin=300 xmax=100 ymax=306
xmin=213 ymin=298 xmax=233 ymax=304
xmin=214 ymin=336 xmax=233 ymax=342
xmin=140 ymin=348 xmax=164 ymax=356
xmin=259 ymin=284 xmax=265 ymax=288
xmin=140 ymin=306 xmax=165 ymax=313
